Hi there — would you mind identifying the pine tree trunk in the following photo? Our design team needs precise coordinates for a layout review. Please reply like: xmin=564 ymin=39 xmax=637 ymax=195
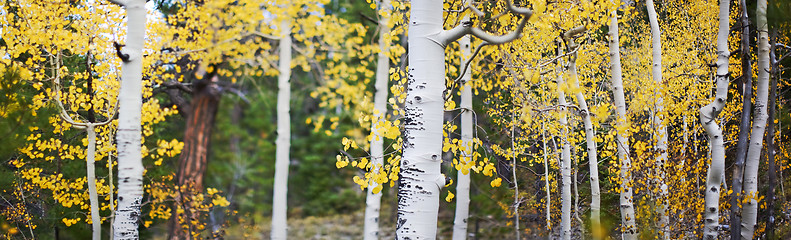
xmin=271 ymin=19 xmax=292 ymax=240
xmin=608 ymin=11 xmax=637 ymax=240
xmin=646 ymin=1 xmax=669 ymax=238
xmin=111 ymin=1 xmax=146 ymax=239
xmin=740 ymin=0 xmax=769 ymax=238
xmin=555 ymin=47 xmax=572 ymax=240
xmin=730 ymin=1 xmax=752 ymax=238
xmin=452 ymin=3 xmax=473 ymax=239
xmin=364 ymin=1 xmax=390 ymax=238
xmin=700 ymin=0 xmax=731 ymax=238
xmin=168 ymin=75 xmax=222 ymax=240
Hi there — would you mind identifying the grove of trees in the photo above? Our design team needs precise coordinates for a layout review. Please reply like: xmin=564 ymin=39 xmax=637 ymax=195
xmin=1 ymin=0 xmax=791 ymax=239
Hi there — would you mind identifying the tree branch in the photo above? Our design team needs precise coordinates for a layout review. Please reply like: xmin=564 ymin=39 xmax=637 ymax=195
xmin=438 ymin=0 xmax=533 ymax=46
xmin=107 ymin=0 xmax=129 ymax=6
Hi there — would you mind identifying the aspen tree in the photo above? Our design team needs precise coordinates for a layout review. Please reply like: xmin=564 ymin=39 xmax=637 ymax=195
xmin=646 ymin=1 xmax=669 ymax=238
xmin=51 ymin=51 xmax=117 ymax=240
xmin=607 ymin=9 xmax=638 ymax=239
xmin=764 ymin=30 xmax=779 ymax=239
xmin=700 ymin=0 xmax=731 ymax=238
xmin=561 ymin=25 xmax=600 ymax=238
xmin=271 ymin=18 xmax=292 ymax=240
xmin=107 ymin=0 xmax=147 ymax=239
xmin=364 ymin=1 xmax=391 ymax=239
xmin=452 ymin=1 xmax=474 ymax=239
xmin=555 ymin=45 xmax=573 ymax=240
xmin=397 ymin=1 xmax=531 ymax=238
xmin=740 ymin=0 xmax=769 ymax=238
xmin=730 ymin=1 xmax=752 ymax=238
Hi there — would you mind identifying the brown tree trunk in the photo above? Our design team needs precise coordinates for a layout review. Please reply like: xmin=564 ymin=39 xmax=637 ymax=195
xmin=168 ymin=76 xmax=222 ymax=240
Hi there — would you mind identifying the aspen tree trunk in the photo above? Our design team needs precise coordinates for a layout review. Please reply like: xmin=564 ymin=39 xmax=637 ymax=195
xmin=542 ymin=122 xmax=552 ymax=231
xmin=110 ymin=0 xmax=146 ymax=239
xmin=764 ymin=33 xmax=778 ymax=239
xmin=646 ymin=1 xmax=669 ymax=238
xmin=451 ymin=1 xmax=474 ymax=238
xmin=740 ymin=0 xmax=769 ymax=238
xmin=271 ymin=19 xmax=292 ymax=240
xmin=364 ymin=1 xmax=390 ymax=238
xmin=563 ymin=27 xmax=600 ymax=239
xmin=398 ymin=1 xmax=530 ymax=238
xmin=700 ymin=0 xmax=730 ymax=238
xmin=397 ymin=1 xmax=447 ymax=238
xmin=555 ymin=48 xmax=572 ymax=240
xmin=452 ymin=15 xmax=473 ymax=240
xmin=86 ymin=126 xmax=101 ymax=240
xmin=730 ymin=1 xmax=752 ymax=238
xmin=607 ymin=11 xmax=637 ymax=240
xmin=55 ymin=52 xmax=105 ymax=240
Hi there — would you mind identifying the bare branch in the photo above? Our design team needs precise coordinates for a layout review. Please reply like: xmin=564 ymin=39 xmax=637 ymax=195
xmin=439 ymin=0 xmax=533 ymax=45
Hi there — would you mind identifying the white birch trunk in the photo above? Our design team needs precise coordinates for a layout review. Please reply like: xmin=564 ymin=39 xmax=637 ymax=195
xmin=608 ymin=11 xmax=637 ymax=239
xmin=564 ymin=31 xmax=600 ymax=238
xmin=87 ymin=125 xmax=101 ymax=240
xmin=364 ymin=1 xmax=390 ymax=238
xmin=271 ymin=19 xmax=292 ymax=240
xmin=700 ymin=0 xmax=730 ymax=238
xmin=452 ymin=2 xmax=473 ymax=239
xmin=397 ymin=1 xmax=446 ymax=238
xmin=740 ymin=0 xmax=769 ymax=238
xmin=110 ymin=1 xmax=146 ymax=239
xmin=556 ymin=52 xmax=572 ymax=240
xmin=646 ymin=1 xmax=669 ymax=238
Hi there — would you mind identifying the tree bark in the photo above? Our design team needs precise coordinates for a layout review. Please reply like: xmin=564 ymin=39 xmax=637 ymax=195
xmin=700 ymin=0 xmax=731 ymax=238
xmin=168 ymin=74 xmax=222 ymax=240
xmin=764 ymin=30 xmax=778 ymax=239
xmin=271 ymin=18 xmax=292 ymax=240
xmin=110 ymin=0 xmax=146 ymax=239
xmin=740 ymin=0 xmax=769 ymax=238
xmin=555 ymin=46 xmax=572 ymax=240
xmin=646 ymin=1 xmax=669 ymax=238
xmin=608 ymin=10 xmax=637 ymax=240
xmin=542 ymin=121 xmax=552 ymax=232
xmin=397 ymin=1 xmax=531 ymax=238
xmin=452 ymin=7 xmax=472 ymax=240
xmin=562 ymin=27 xmax=600 ymax=239
xmin=364 ymin=1 xmax=390 ymax=238
xmin=396 ymin=1 xmax=447 ymax=238
xmin=87 ymin=125 xmax=101 ymax=240
xmin=730 ymin=1 xmax=752 ymax=238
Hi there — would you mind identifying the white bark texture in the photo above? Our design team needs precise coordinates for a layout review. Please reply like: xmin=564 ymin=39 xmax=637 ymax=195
xmin=608 ymin=11 xmax=637 ymax=239
xmin=740 ymin=0 xmax=769 ymax=238
xmin=271 ymin=19 xmax=292 ymax=240
xmin=112 ymin=0 xmax=146 ymax=239
xmin=396 ymin=1 xmax=447 ymax=239
xmin=87 ymin=126 xmax=101 ymax=240
xmin=556 ymin=51 xmax=572 ymax=240
xmin=646 ymin=1 xmax=669 ymax=238
xmin=700 ymin=0 xmax=730 ymax=238
xmin=563 ymin=28 xmax=600 ymax=238
xmin=452 ymin=2 xmax=472 ymax=239
xmin=542 ymin=123 xmax=551 ymax=230
xmin=364 ymin=1 xmax=390 ymax=238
